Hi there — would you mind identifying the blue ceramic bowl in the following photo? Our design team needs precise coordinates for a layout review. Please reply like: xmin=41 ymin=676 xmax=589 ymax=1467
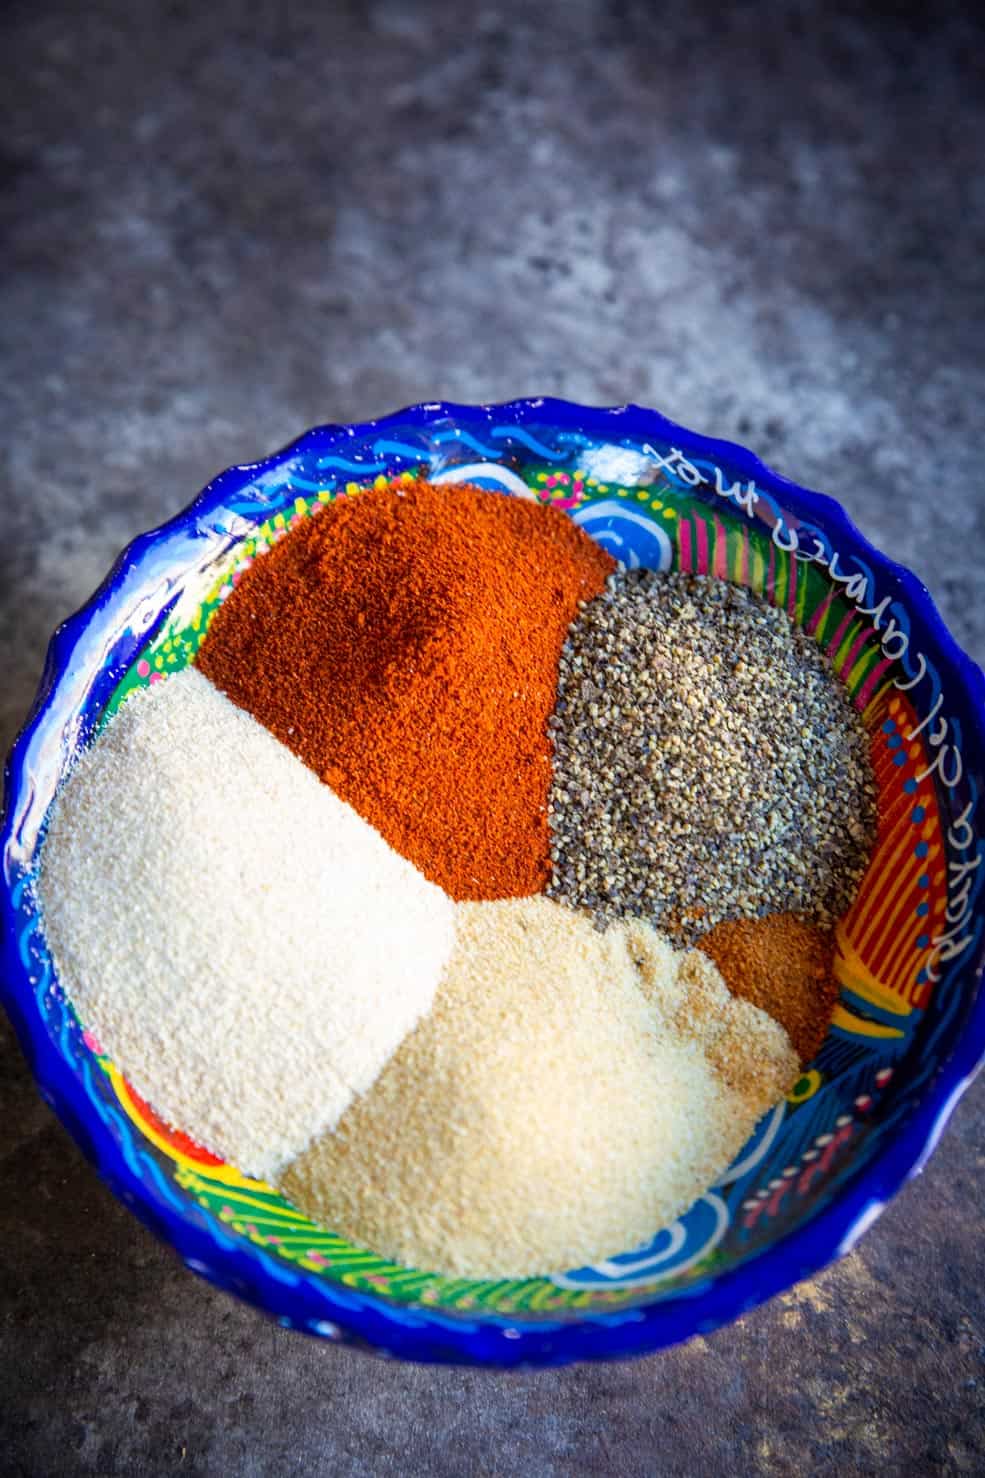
xmin=3 ymin=400 xmax=984 ymax=1367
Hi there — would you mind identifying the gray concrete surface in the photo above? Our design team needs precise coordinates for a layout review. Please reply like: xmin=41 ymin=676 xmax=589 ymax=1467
xmin=2 ymin=1 xmax=984 ymax=1473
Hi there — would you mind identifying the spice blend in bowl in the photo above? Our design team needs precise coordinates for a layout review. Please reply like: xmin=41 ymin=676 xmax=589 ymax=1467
xmin=35 ymin=480 xmax=809 ymax=1278
xmin=4 ymin=400 xmax=984 ymax=1366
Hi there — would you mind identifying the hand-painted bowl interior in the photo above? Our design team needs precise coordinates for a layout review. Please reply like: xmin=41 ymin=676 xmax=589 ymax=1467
xmin=2 ymin=401 xmax=984 ymax=1367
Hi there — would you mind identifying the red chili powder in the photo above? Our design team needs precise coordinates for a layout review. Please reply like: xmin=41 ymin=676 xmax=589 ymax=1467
xmin=195 ymin=480 xmax=615 ymax=899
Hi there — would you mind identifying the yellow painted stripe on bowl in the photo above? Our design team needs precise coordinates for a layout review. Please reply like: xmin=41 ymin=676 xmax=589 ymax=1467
xmin=829 ymin=1004 xmax=905 ymax=1040
xmin=835 ymin=929 xmax=913 ymax=1017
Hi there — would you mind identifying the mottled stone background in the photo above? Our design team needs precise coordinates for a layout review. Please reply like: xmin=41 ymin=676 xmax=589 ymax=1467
xmin=1 ymin=1 xmax=983 ymax=1474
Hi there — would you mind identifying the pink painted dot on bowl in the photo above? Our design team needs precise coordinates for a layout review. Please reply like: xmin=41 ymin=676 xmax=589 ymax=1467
xmin=136 ymin=659 xmax=150 ymax=678
xmin=82 ymin=1029 xmax=103 ymax=1055
xmin=149 ymin=671 xmax=164 ymax=685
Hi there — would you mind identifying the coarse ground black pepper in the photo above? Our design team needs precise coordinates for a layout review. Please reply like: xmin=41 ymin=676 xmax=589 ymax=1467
xmin=546 ymin=569 xmax=877 ymax=944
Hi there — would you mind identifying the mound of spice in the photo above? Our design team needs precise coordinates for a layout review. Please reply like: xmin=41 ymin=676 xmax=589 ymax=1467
xmin=698 ymin=914 xmax=838 ymax=1064
xmin=195 ymin=480 xmax=614 ymax=900
xmin=546 ymin=569 xmax=877 ymax=944
xmin=38 ymin=669 xmax=455 ymax=1179
xmin=279 ymin=895 xmax=797 ymax=1279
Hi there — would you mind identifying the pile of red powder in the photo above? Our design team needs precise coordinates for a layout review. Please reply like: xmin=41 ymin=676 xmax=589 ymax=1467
xmin=196 ymin=479 xmax=614 ymax=898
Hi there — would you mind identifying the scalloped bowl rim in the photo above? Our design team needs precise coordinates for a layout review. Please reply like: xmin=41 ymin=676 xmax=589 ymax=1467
xmin=1 ymin=397 xmax=983 ymax=1367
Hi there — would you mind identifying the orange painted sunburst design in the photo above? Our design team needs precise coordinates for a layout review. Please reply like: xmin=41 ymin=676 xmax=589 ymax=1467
xmin=833 ymin=690 xmax=947 ymax=1037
